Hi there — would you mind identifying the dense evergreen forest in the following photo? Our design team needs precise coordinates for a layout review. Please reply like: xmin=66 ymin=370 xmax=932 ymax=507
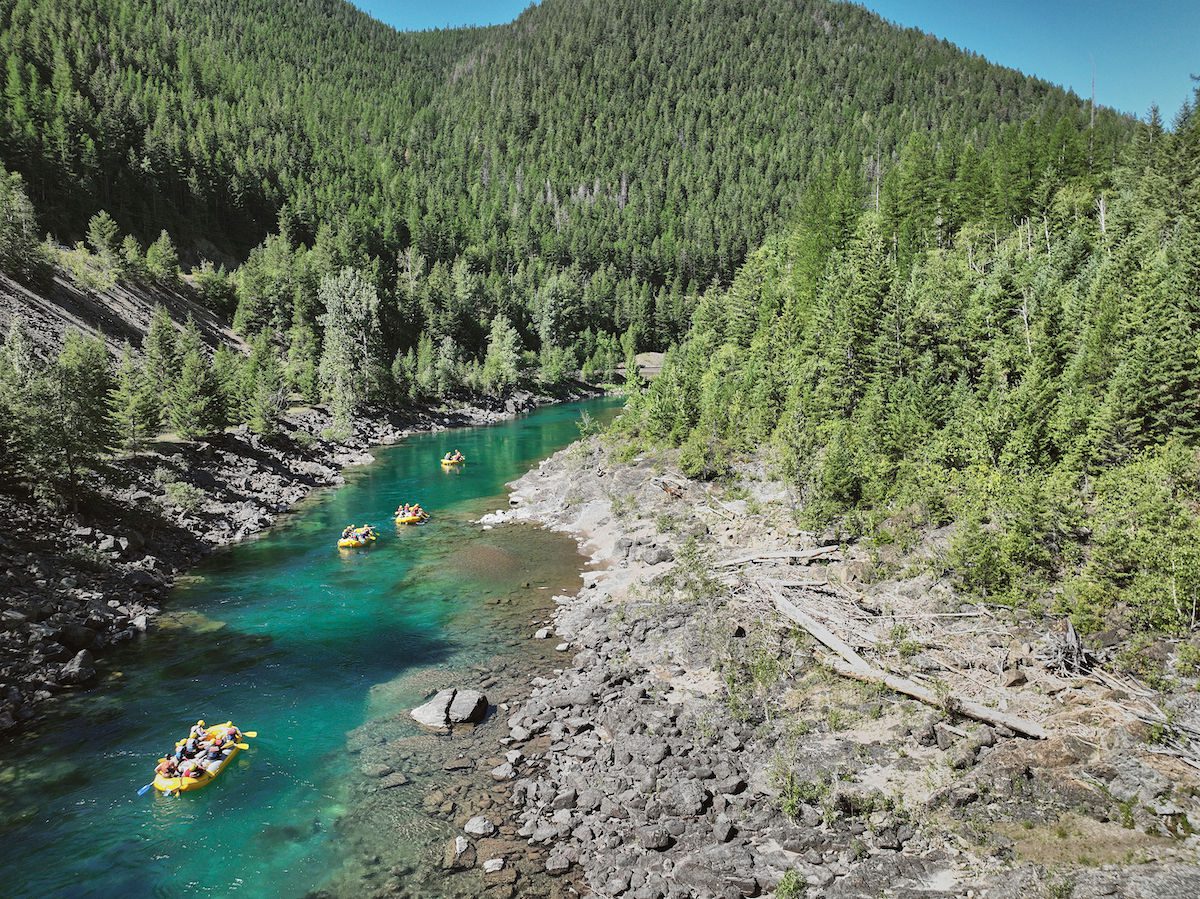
xmin=5 ymin=0 xmax=1182 ymax=643
xmin=1 ymin=0 xmax=1126 ymax=360
xmin=622 ymin=90 xmax=1200 ymax=640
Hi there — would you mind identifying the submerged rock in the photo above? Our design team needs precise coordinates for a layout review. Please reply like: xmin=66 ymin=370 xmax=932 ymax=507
xmin=442 ymin=835 xmax=476 ymax=870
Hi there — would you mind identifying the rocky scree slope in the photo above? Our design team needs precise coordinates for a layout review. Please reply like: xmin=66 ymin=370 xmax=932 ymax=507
xmin=474 ymin=438 xmax=1200 ymax=898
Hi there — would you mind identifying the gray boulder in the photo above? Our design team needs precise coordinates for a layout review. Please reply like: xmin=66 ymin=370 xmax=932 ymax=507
xmin=464 ymin=815 xmax=496 ymax=836
xmin=410 ymin=688 xmax=456 ymax=729
xmin=448 ymin=689 xmax=488 ymax=724
xmin=59 ymin=649 xmax=96 ymax=685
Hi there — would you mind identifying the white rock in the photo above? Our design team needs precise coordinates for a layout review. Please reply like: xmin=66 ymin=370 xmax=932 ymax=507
xmin=410 ymin=688 xmax=456 ymax=729
xmin=483 ymin=858 xmax=505 ymax=874
xmin=465 ymin=815 xmax=496 ymax=837
xmin=535 ymin=628 xmax=551 ymax=639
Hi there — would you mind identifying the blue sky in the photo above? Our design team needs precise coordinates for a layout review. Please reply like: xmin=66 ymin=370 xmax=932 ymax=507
xmin=352 ymin=0 xmax=1198 ymax=119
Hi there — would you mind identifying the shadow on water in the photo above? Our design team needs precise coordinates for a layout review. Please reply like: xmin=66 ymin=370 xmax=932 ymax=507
xmin=0 ymin=396 xmax=623 ymax=898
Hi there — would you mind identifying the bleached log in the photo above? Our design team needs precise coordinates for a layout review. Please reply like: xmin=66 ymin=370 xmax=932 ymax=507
xmin=716 ymin=544 xmax=841 ymax=569
xmin=766 ymin=588 xmax=1047 ymax=740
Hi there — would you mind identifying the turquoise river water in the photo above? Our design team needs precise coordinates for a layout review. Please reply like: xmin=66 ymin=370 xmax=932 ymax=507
xmin=0 ymin=397 xmax=622 ymax=898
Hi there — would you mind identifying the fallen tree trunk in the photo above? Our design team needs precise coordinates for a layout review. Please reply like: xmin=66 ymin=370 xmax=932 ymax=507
xmin=766 ymin=587 xmax=1047 ymax=740
xmin=716 ymin=544 xmax=841 ymax=569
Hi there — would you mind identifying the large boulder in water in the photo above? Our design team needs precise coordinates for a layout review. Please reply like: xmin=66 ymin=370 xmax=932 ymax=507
xmin=448 ymin=689 xmax=488 ymax=724
xmin=410 ymin=688 xmax=456 ymax=730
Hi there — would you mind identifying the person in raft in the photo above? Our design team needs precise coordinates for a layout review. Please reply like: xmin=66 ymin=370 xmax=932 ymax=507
xmin=162 ymin=722 xmax=238 ymax=778
xmin=443 ymin=450 xmax=465 ymax=462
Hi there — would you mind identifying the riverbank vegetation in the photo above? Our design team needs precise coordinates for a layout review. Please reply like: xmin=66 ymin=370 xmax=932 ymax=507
xmin=623 ymin=89 xmax=1200 ymax=637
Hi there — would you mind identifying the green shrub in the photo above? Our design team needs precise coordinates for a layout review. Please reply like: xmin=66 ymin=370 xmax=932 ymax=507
xmin=163 ymin=480 xmax=204 ymax=513
xmin=776 ymin=870 xmax=806 ymax=899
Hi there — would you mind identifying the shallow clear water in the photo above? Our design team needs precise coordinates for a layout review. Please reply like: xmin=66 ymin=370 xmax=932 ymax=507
xmin=0 ymin=397 xmax=622 ymax=899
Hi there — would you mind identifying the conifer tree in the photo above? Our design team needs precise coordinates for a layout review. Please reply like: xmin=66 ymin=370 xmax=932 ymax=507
xmin=246 ymin=357 xmax=286 ymax=437
xmin=286 ymin=304 xmax=320 ymax=403
xmin=86 ymin=210 xmax=122 ymax=270
xmin=19 ymin=331 xmax=114 ymax=504
xmin=415 ymin=332 xmax=437 ymax=398
xmin=212 ymin=344 xmax=244 ymax=422
xmin=145 ymin=229 xmax=180 ymax=285
xmin=318 ymin=267 xmax=384 ymax=429
xmin=142 ymin=304 xmax=178 ymax=429
xmin=169 ymin=319 xmax=224 ymax=439
xmin=391 ymin=348 xmax=417 ymax=401
xmin=481 ymin=314 xmax=522 ymax=394
xmin=109 ymin=341 xmax=159 ymax=450
xmin=242 ymin=332 xmax=286 ymax=437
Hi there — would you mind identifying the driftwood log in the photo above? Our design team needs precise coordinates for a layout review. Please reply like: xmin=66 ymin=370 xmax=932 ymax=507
xmin=766 ymin=587 xmax=1047 ymax=740
xmin=716 ymin=544 xmax=841 ymax=569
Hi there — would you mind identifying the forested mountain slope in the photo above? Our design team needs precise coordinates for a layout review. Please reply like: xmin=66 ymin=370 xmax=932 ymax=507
xmin=1 ymin=0 xmax=1128 ymax=351
xmin=623 ymin=92 xmax=1200 ymax=640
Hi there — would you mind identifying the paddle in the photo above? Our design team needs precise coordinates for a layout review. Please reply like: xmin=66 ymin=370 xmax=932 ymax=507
xmin=241 ymin=731 xmax=257 ymax=738
xmin=234 ymin=743 xmax=249 ymax=750
xmin=137 ymin=782 xmax=154 ymax=796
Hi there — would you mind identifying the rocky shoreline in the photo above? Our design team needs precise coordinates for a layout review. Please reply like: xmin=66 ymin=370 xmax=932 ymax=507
xmin=463 ymin=437 xmax=1200 ymax=898
xmin=0 ymin=385 xmax=598 ymax=735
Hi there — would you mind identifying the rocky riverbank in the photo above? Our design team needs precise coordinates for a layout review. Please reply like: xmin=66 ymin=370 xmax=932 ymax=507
xmin=470 ymin=437 xmax=1200 ymax=898
xmin=0 ymin=385 xmax=597 ymax=735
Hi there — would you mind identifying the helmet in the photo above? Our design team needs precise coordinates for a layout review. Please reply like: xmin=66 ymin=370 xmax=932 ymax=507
xmin=197 ymin=720 xmax=205 ymax=727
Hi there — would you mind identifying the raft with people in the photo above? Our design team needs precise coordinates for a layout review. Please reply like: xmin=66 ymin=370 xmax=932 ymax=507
xmin=149 ymin=721 xmax=252 ymax=795
xmin=338 ymin=524 xmax=378 ymax=548
xmin=394 ymin=503 xmax=429 ymax=525
xmin=440 ymin=449 xmax=466 ymax=467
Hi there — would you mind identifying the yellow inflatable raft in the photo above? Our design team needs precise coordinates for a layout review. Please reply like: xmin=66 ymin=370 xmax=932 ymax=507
xmin=153 ymin=722 xmax=249 ymax=794
xmin=338 ymin=530 xmax=377 ymax=549
xmin=395 ymin=513 xmax=426 ymax=525
xmin=440 ymin=456 xmax=465 ymax=467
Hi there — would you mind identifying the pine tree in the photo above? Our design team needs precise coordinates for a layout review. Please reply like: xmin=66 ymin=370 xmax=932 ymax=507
xmin=246 ymin=360 xmax=287 ymax=437
xmin=0 ymin=316 xmax=37 ymax=474
xmin=109 ymin=341 xmax=159 ymax=450
xmin=481 ymin=314 xmax=522 ymax=394
xmin=19 ymin=331 xmax=114 ymax=504
xmin=169 ymin=319 xmax=224 ymax=439
xmin=86 ymin=210 xmax=122 ymax=270
xmin=391 ymin=347 xmax=417 ymax=401
xmin=0 ymin=168 xmax=44 ymax=282
xmin=286 ymin=300 xmax=320 ymax=403
xmin=415 ymin=332 xmax=437 ymax=398
xmin=242 ymin=332 xmax=286 ymax=436
xmin=435 ymin=335 xmax=461 ymax=396
xmin=212 ymin=344 xmax=244 ymax=422
xmin=142 ymin=304 xmax=178 ymax=430
xmin=318 ymin=267 xmax=384 ymax=429
xmin=121 ymin=235 xmax=148 ymax=280
xmin=145 ymin=229 xmax=180 ymax=285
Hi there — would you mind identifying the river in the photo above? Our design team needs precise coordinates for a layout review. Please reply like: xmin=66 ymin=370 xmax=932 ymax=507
xmin=0 ymin=396 xmax=623 ymax=898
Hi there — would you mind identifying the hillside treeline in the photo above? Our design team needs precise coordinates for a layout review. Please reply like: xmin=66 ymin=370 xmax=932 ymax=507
xmin=624 ymin=94 xmax=1200 ymax=636
xmin=1 ymin=0 xmax=1127 ymax=360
